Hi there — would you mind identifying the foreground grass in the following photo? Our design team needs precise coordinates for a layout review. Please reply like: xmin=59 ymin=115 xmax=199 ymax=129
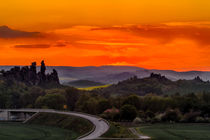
xmin=138 ymin=123 xmax=210 ymax=140
xmin=0 ymin=122 xmax=75 ymax=140
xmin=27 ymin=112 xmax=93 ymax=138
xmin=102 ymin=122 xmax=137 ymax=138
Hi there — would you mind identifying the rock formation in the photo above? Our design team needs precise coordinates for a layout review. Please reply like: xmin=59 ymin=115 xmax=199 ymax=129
xmin=0 ymin=61 xmax=60 ymax=86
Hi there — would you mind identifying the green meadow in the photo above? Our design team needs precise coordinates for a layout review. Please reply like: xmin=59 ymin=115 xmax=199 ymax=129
xmin=0 ymin=122 xmax=77 ymax=140
xmin=138 ymin=123 xmax=210 ymax=140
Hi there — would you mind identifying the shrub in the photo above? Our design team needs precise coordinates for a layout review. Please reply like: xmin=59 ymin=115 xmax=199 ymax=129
xmin=145 ymin=111 xmax=155 ymax=118
xmin=154 ymin=113 xmax=164 ymax=122
xmin=133 ymin=117 xmax=143 ymax=124
xmin=162 ymin=109 xmax=181 ymax=122
xmin=138 ymin=111 xmax=146 ymax=118
xmin=102 ymin=108 xmax=120 ymax=121
xmin=35 ymin=94 xmax=66 ymax=110
xmin=120 ymin=104 xmax=137 ymax=121
xmin=182 ymin=111 xmax=201 ymax=122
xmin=195 ymin=117 xmax=206 ymax=123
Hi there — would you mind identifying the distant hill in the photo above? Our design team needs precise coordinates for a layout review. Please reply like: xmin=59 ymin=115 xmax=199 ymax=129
xmin=65 ymin=80 xmax=105 ymax=88
xmin=94 ymin=74 xmax=210 ymax=96
xmin=1 ymin=65 xmax=210 ymax=84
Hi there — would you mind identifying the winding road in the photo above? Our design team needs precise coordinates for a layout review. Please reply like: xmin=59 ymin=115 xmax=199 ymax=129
xmin=0 ymin=109 xmax=110 ymax=140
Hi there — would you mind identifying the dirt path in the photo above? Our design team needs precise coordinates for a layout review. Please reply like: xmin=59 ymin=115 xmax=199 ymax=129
xmin=129 ymin=128 xmax=150 ymax=139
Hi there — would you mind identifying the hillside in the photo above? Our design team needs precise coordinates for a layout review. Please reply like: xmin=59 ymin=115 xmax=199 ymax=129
xmin=45 ymin=66 xmax=210 ymax=84
xmin=94 ymin=73 xmax=210 ymax=96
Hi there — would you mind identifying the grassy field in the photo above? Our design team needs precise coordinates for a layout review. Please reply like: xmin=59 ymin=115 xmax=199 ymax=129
xmin=102 ymin=122 xmax=137 ymax=138
xmin=27 ymin=112 xmax=93 ymax=137
xmin=0 ymin=113 xmax=94 ymax=140
xmin=137 ymin=123 xmax=210 ymax=140
xmin=0 ymin=122 xmax=77 ymax=140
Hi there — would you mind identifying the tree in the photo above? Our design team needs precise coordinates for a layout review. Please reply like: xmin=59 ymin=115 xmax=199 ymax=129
xmin=97 ymin=99 xmax=111 ymax=114
xmin=10 ymin=91 xmax=21 ymax=108
xmin=76 ymin=94 xmax=90 ymax=111
xmin=161 ymin=109 xmax=181 ymax=122
xmin=120 ymin=104 xmax=137 ymax=121
xmin=145 ymin=110 xmax=155 ymax=118
xmin=0 ymin=92 xmax=8 ymax=108
xmin=65 ymin=87 xmax=80 ymax=110
xmin=20 ymin=86 xmax=45 ymax=108
xmin=35 ymin=94 xmax=66 ymax=109
xmin=81 ymin=98 xmax=98 ymax=114
xmin=123 ymin=95 xmax=141 ymax=109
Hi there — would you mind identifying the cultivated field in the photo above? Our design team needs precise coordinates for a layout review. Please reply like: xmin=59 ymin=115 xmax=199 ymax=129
xmin=138 ymin=123 xmax=210 ymax=140
xmin=78 ymin=84 xmax=110 ymax=90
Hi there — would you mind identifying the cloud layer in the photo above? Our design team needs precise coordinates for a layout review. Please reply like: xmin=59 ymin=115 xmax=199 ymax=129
xmin=92 ymin=23 xmax=210 ymax=46
xmin=14 ymin=44 xmax=50 ymax=49
xmin=1 ymin=22 xmax=210 ymax=71
xmin=0 ymin=26 xmax=41 ymax=38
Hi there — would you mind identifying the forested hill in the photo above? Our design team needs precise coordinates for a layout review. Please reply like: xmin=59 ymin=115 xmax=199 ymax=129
xmin=94 ymin=73 xmax=210 ymax=96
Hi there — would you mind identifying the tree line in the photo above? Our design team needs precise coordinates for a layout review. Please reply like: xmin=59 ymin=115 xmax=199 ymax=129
xmin=1 ymin=63 xmax=210 ymax=123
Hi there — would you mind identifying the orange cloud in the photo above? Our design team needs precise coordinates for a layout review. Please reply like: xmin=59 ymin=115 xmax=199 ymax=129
xmin=1 ymin=23 xmax=210 ymax=71
xmin=14 ymin=44 xmax=50 ymax=49
xmin=92 ymin=23 xmax=210 ymax=46
xmin=0 ymin=26 xmax=41 ymax=38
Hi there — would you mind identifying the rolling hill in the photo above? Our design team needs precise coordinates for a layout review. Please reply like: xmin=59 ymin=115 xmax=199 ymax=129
xmin=1 ymin=65 xmax=210 ymax=84
xmin=94 ymin=73 xmax=210 ymax=96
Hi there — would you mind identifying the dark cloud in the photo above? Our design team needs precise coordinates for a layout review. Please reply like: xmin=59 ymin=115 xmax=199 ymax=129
xmin=92 ymin=25 xmax=210 ymax=45
xmin=0 ymin=26 xmax=42 ymax=38
xmin=54 ymin=41 xmax=69 ymax=47
xmin=14 ymin=44 xmax=50 ymax=49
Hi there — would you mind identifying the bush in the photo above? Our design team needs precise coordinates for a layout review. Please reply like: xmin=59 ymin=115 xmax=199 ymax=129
xmin=120 ymin=104 xmax=137 ymax=121
xmin=162 ymin=109 xmax=181 ymax=122
xmin=102 ymin=108 xmax=120 ymax=121
xmin=133 ymin=117 xmax=143 ymax=124
xmin=35 ymin=94 xmax=66 ymax=110
xmin=145 ymin=111 xmax=155 ymax=118
xmin=182 ymin=111 xmax=201 ymax=123
xmin=195 ymin=117 xmax=206 ymax=123
xmin=102 ymin=122 xmax=135 ymax=138
xmin=154 ymin=113 xmax=164 ymax=122
xmin=138 ymin=111 xmax=146 ymax=118
xmin=145 ymin=117 xmax=152 ymax=123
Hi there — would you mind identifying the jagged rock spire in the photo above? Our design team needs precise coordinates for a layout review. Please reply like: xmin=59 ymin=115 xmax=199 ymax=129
xmin=40 ymin=60 xmax=46 ymax=74
xmin=1 ymin=61 xmax=60 ymax=86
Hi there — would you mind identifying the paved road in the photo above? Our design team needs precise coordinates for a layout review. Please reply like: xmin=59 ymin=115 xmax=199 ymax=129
xmin=0 ymin=109 xmax=110 ymax=140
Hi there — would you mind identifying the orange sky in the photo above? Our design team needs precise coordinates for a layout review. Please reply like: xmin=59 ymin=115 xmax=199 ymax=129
xmin=1 ymin=0 xmax=210 ymax=71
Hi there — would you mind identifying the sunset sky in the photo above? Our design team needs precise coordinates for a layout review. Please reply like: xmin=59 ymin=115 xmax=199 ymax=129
xmin=1 ymin=0 xmax=210 ymax=71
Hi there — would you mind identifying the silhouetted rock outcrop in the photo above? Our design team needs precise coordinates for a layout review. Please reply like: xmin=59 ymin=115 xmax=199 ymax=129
xmin=194 ymin=76 xmax=203 ymax=82
xmin=0 ymin=61 xmax=60 ymax=86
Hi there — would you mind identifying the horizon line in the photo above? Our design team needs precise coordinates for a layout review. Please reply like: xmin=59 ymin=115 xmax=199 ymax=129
xmin=0 ymin=64 xmax=210 ymax=73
